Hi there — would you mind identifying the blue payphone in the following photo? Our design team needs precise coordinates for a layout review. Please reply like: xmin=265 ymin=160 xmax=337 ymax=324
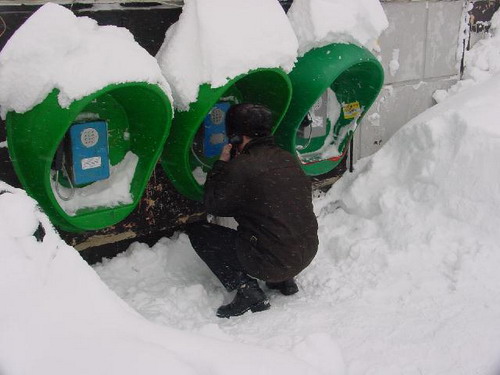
xmin=202 ymin=102 xmax=230 ymax=158
xmin=53 ymin=120 xmax=110 ymax=201
xmin=68 ymin=121 xmax=110 ymax=186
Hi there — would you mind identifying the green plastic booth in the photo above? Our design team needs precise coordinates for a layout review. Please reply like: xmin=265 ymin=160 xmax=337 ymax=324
xmin=7 ymin=82 xmax=172 ymax=232
xmin=161 ymin=68 xmax=292 ymax=201
xmin=274 ymin=43 xmax=384 ymax=176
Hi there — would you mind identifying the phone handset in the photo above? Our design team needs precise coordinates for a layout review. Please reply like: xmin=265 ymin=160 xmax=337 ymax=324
xmin=296 ymin=113 xmax=313 ymax=151
xmin=228 ymin=134 xmax=242 ymax=159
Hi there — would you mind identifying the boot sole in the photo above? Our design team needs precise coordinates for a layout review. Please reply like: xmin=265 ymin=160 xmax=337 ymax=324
xmin=217 ymin=300 xmax=270 ymax=319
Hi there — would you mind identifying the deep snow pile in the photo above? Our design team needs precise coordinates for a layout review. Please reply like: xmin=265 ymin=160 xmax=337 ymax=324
xmin=287 ymin=0 xmax=388 ymax=55
xmin=92 ymin=66 xmax=500 ymax=375
xmin=0 ymin=3 xmax=171 ymax=119
xmin=0 ymin=182 xmax=328 ymax=375
xmin=312 ymin=78 xmax=500 ymax=374
xmin=156 ymin=0 xmax=298 ymax=110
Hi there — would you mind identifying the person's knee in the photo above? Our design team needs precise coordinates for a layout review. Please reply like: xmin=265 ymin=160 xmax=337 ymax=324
xmin=185 ymin=222 xmax=215 ymax=247
xmin=185 ymin=221 xmax=207 ymax=235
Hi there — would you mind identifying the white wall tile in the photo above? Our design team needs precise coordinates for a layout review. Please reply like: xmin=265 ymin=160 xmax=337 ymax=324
xmin=425 ymin=1 xmax=463 ymax=78
xmin=379 ymin=2 xmax=428 ymax=84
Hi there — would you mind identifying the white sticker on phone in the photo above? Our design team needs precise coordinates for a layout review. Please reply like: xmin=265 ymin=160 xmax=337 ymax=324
xmin=81 ymin=156 xmax=102 ymax=170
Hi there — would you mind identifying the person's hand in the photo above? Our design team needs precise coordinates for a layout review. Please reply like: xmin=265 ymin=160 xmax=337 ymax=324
xmin=219 ymin=144 xmax=233 ymax=162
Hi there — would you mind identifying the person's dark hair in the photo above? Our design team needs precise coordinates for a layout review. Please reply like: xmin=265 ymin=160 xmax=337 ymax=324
xmin=225 ymin=103 xmax=273 ymax=138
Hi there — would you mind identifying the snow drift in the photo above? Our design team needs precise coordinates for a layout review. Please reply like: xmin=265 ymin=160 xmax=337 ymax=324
xmin=0 ymin=182 xmax=327 ymax=375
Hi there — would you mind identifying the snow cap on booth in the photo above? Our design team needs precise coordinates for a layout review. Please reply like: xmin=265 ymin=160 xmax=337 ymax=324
xmin=0 ymin=3 xmax=172 ymax=119
xmin=156 ymin=0 xmax=299 ymax=111
xmin=288 ymin=0 xmax=389 ymax=56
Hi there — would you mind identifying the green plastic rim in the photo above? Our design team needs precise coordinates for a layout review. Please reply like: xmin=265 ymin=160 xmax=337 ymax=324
xmin=274 ymin=43 xmax=385 ymax=176
xmin=161 ymin=68 xmax=292 ymax=201
xmin=7 ymin=82 xmax=172 ymax=232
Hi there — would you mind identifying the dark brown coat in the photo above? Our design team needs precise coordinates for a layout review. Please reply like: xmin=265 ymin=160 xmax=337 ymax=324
xmin=204 ymin=136 xmax=318 ymax=282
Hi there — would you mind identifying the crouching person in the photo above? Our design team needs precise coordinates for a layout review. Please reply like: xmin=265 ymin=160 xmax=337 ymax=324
xmin=186 ymin=103 xmax=318 ymax=318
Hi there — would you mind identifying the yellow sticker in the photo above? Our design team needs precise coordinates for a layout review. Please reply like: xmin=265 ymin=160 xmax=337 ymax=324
xmin=342 ymin=101 xmax=361 ymax=119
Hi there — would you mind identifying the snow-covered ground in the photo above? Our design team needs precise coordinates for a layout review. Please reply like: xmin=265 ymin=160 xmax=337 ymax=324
xmin=2 ymin=1 xmax=500 ymax=374
xmin=1 ymin=183 xmax=327 ymax=375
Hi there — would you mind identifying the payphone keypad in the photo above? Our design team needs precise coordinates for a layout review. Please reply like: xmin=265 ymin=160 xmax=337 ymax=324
xmin=80 ymin=128 xmax=99 ymax=148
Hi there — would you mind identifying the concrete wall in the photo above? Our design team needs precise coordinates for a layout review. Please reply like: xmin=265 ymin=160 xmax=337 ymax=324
xmin=354 ymin=0 xmax=465 ymax=162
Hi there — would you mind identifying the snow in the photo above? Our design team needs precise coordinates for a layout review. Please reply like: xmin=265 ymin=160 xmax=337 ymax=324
xmin=0 ymin=3 xmax=172 ymax=119
xmin=0 ymin=182 xmax=327 ymax=375
xmin=287 ymin=0 xmax=388 ymax=56
xmin=51 ymin=151 xmax=138 ymax=216
xmin=192 ymin=166 xmax=208 ymax=185
xmin=156 ymin=0 xmax=298 ymax=110
xmin=155 ymin=0 xmax=389 ymax=110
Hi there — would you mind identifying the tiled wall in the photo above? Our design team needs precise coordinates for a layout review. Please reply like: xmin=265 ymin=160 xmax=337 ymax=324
xmin=354 ymin=0 xmax=465 ymax=161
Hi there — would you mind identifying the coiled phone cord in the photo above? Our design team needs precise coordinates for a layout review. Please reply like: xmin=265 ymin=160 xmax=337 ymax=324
xmin=296 ymin=125 xmax=314 ymax=151
xmin=191 ymin=142 xmax=213 ymax=170
xmin=54 ymin=147 xmax=75 ymax=201
xmin=296 ymin=113 xmax=314 ymax=151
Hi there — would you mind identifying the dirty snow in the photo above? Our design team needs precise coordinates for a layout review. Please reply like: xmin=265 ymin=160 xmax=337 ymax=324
xmin=0 ymin=3 xmax=171 ymax=119
xmin=287 ymin=0 xmax=388 ymax=56
xmin=156 ymin=0 xmax=298 ymax=110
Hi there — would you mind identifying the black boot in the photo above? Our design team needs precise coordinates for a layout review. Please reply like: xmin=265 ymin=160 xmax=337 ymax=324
xmin=216 ymin=279 xmax=270 ymax=318
xmin=266 ymin=278 xmax=299 ymax=296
